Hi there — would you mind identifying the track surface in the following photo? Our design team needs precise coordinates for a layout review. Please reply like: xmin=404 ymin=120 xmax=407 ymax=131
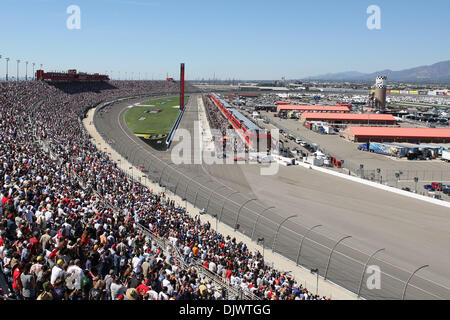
xmin=94 ymin=93 xmax=450 ymax=300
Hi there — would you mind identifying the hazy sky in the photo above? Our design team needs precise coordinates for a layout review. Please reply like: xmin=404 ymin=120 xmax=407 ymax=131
xmin=0 ymin=0 xmax=449 ymax=80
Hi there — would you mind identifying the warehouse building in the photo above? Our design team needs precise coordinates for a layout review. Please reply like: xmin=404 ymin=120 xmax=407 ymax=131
xmin=277 ymin=105 xmax=350 ymax=114
xmin=299 ymin=113 xmax=397 ymax=125
xmin=275 ymin=101 xmax=291 ymax=105
xmin=343 ymin=126 xmax=450 ymax=143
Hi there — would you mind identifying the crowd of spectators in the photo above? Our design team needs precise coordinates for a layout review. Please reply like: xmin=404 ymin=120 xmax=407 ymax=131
xmin=0 ymin=80 xmax=327 ymax=300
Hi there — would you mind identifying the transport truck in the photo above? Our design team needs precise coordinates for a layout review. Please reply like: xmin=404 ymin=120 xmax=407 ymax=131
xmin=358 ymin=142 xmax=407 ymax=157
xmin=442 ymin=150 xmax=450 ymax=162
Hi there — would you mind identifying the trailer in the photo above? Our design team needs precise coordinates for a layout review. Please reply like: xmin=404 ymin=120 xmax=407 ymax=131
xmin=358 ymin=142 xmax=408 ymax=157
xmin=442 ymin=150 xmax=450 ymax=162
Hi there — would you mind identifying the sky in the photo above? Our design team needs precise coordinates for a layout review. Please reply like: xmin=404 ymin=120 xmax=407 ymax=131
xmin=0 ymin=0 xmax=449 ymax=80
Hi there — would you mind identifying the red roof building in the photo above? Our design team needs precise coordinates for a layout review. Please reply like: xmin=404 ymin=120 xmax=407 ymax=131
xmin=300 ymin=113 xmax=397 ymax=125
xmin=275 ymin=101 xmax=291 ymax=105
xmin=343 ymin=126 xmax=450 ymax=143
xmin=277 ymin=105 xmax=350 ymax=114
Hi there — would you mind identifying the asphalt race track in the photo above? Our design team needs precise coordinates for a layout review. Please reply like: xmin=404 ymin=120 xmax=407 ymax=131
xmin=93 ymin=93 xmax=450 ymax=300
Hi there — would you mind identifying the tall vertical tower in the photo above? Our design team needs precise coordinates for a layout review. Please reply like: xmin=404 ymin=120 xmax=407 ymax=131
xmin=374 ymin=75 xmax=387 ymax=110
xmin=180 ymin=63 xmax=185 ymax=110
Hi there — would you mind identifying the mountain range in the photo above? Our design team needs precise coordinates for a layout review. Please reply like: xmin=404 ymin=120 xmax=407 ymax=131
xmin=303 ymin=60 xmax=450 ymax=82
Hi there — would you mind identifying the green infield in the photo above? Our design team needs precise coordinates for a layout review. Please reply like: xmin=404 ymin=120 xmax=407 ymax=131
xmin=125 ymin=96 xmax=186 ymax=150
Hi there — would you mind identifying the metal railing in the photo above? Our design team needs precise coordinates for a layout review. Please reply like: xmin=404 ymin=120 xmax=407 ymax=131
xmin=30 ymin=106 xmax=258 ymax=301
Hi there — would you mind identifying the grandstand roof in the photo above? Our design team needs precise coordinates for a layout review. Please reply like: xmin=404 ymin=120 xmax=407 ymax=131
xmin=229 ymin=107 xmax=261 ymax=131
xmin=275 ymin=101 xmax=291 ymax=105
xmin=301 ymin=113 xmax=396 ymax=121
xmin=347 ymin=127 xmax=450 ymax=138
xmin=278 ymin=105 xmax=350 ymax=112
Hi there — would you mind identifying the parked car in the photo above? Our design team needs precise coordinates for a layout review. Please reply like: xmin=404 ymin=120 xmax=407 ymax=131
xmin=424 ymin=185 xmax=435 ymax=191
xmin=442 ymin=184 xmax=450 ymax=195
xmin=431 ymin=182 xmax=443 ymax=191
xmin=137 ymin=165 xmax=148 ymax=173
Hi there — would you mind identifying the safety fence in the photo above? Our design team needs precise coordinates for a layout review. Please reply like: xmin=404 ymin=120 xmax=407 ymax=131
xmin=28 ymin=99 xmax=259 ymax=300
xmin=166 ymin=96 xmax=191 ymax=148
xmin=91 ymin=95 xmax=450 ymax=300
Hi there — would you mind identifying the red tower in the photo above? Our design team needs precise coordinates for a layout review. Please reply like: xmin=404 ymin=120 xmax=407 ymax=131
xmin=180 ymin=63 xmax=185 ymax=110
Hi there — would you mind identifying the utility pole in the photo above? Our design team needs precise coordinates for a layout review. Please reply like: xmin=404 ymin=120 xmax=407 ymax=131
xmin=6 ymin=58 xmax=10 ymax=81
xmin=16 ymin=60 xmax=21 ymax=81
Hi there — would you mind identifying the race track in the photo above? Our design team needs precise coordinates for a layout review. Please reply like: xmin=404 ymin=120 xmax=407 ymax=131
xmin=93 ymin=93 xmax=450 ymax=300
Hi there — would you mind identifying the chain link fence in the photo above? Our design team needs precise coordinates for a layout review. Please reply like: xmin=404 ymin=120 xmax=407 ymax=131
xmin=265 ymin=117 xmax=450 ymax=192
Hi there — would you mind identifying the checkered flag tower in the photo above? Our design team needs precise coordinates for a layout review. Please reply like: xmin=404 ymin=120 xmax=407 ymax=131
xmin=374 ymin=75 xmax=387 ymax=110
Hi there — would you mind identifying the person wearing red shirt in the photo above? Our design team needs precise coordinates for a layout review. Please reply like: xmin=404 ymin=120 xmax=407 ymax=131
xmin=1 ymin=195 xmax=12 ymax=208
xmin=136 ymin=280 xmax=150 ymax=296
xmin=12 ymin=265 xmax=23 ymax=299
xmin=225 ymin=269 xmax=232 ymax=280
xmin=29 ymin=233 xmax=39 ymax=255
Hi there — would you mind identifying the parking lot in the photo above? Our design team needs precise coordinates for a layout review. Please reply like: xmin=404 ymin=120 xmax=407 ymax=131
xmin=238 ymin=107 xmax=450 ymax=200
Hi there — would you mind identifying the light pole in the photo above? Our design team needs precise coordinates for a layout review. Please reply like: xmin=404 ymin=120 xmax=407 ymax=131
xmin=311 ymin=268 xmax=319 ymax=296
xmin=25 ymin=61 xmax=29 ymax=81
xmin=212 ymin=214 xmax=218 ymax=232
xmin=6 ymin=58 xmax=10 ymax=81
xmin=296 ymin=224 xmax=322 ymax=266
xmin=272 ymin=215 xmax=297 ymax=253
xmin=257 ymin=237 xmax=265 ymax=261
xmin=414 ymin=177 xmax=419 ymax=193
xmin=402 ymin=265 xmax=429 ymax=300
xmin=234 ymin=198 xmax=257 ymax=231
xmin=16 ymin=60 xmax=20 ymax=81
xmin=324 ymin=235 xmax=352 ymax=280
xmin=357 ymin=248 xmax=385 ymax=298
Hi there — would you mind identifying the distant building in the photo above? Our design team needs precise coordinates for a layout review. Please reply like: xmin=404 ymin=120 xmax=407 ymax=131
xmin=277 ymin=105 xmax=350 ymax=114
xmin=343 ymin=126 xmax=450 ymax=143
xmin=300 ymin=113 xmax=396 ymax=125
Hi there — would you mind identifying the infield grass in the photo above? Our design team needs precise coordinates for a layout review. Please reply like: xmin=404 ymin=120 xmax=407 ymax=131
xmin=125 ymin=97 xmax=185 ymax=137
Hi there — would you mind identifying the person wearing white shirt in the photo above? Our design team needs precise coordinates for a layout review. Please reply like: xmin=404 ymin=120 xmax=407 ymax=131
xmin=147 ymin=288 xmax=158 ymax=300
xmin=208 ymin=261 xmax=217 ymax=273
xmin=132 ymin=255 xmax=141 ymax=274
xmin=44 ymin=210 xmax=53 ymax=222
xmin=50 ymin=261 xmax=65 ymax=285
xmin=158 ymin=288 xmax=169 ymax=300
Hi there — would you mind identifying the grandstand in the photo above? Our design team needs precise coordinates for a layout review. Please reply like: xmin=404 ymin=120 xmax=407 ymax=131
xmin=0 ymin=80 xmax=325 ymax=301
